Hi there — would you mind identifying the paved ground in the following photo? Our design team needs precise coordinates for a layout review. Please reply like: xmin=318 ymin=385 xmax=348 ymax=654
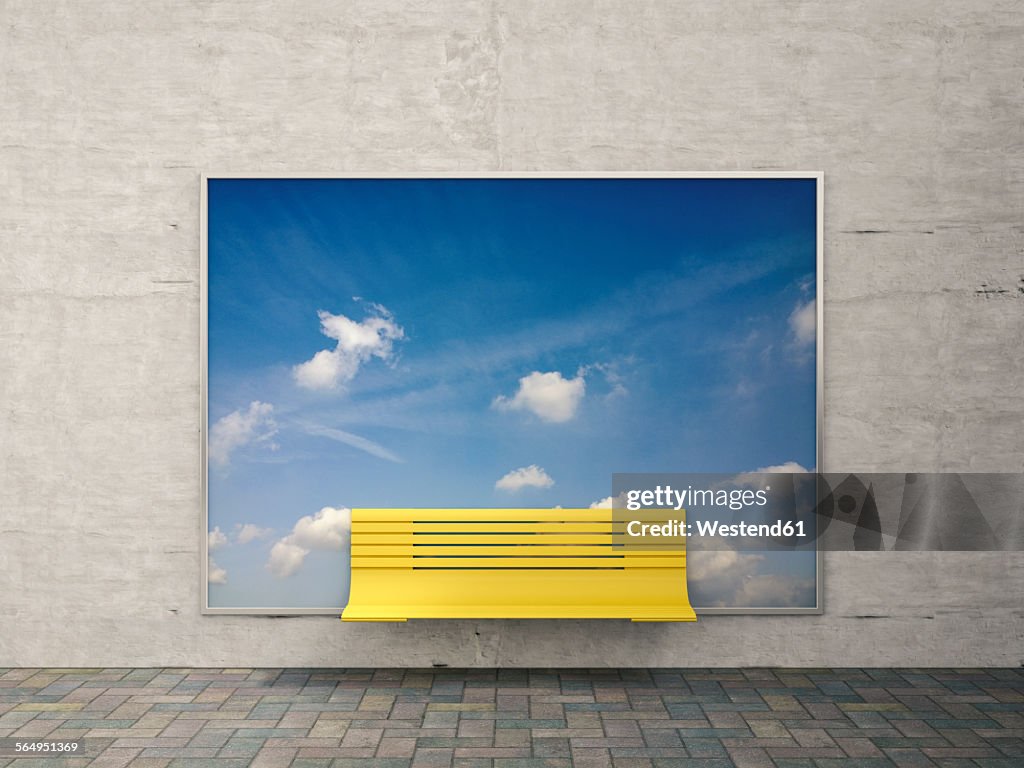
xmin=0 ymin=668 xmax=1021 ymax=767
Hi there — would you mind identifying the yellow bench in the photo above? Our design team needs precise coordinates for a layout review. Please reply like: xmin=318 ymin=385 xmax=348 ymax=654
xmin=341 ymin=508 xmax=696 ymax=622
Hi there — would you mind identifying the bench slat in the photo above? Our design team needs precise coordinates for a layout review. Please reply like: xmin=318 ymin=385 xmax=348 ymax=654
xmin=351 ymin=556 xmax=685 ymax=569
xmin=352 ymin=533 xmax=630 ymax=545
xmin=352 ymin=508 xmax=618 ymax=522
xmin=352 ymin=544 xmax=682 ymax=557
xmin=354 ymin=522 xmax=624 ymax=533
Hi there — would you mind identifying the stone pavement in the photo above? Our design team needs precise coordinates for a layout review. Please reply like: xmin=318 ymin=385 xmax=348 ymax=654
xmin=0 ymin=668 xmax=1021 ymax=767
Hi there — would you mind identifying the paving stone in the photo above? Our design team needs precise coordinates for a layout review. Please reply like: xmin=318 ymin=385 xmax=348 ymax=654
xmin=377 ymin=737 xmax=417 ymax=757
xmin=413 ymin=746 xmax=454 ymax=766
xmin=883 ymin=747 xmax=942 ymax=766
xmin=310 ymin=719 xmax=349 ymax=738
xmin=340 ymin=727 xmax=383 ymax=748
xmin=494 ymin=729 xmax=530 ymax=748
xmin=84 ymin=747 xmax=142 ymax=768
xmin=0 ymin=668 xmax=1017 ymax=767
xmin=533 ymin=737 xmax=570 ymax=757
xmin=249 ymin=746 xmax=298 ymax=767
xmin=456 ymin=719 xmax=494 ymax=738
xmin=724 ymin=746 xmax=775 ymax=767
xmin=216 ymin=737 xmax=267 ymax=758
xmin=834 ymin=736 xmax=887 ymax=757
xmin=186 ymin=730 xmax=232 ymax=748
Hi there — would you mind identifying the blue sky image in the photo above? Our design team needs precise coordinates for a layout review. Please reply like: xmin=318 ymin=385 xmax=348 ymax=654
xmin=206 ymin=177 xmax=818 ymax=609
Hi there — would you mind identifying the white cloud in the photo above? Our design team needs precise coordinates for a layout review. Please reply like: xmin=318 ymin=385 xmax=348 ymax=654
xmin=754 ymin=461 xmax=811 ymax=474
xmin=293 ymin=305 xmax=404 ymax=391
xmin=732 ymin=462 xmax=812 ymax=490
xmin=735 ymin=462 xmax=813 ymax=482
xmin=686 ymin=539 xmax=815 ymax=608
xmin=732 ymin=573 xmax=816 ymax=607
xmin=789 ymin=299 xmax=816 ymax=347
xmin=266 ymin=506 xmax=351 ymax=579
xmin=685 ymin=544 xmax=762 ymax=606
xmin=290 ymin=506 xmax=351 ymax=550
xmin=687 ymin=545 xmax=753 ymax=582
xmin=267 ymin=540 xmax=308 ymax=579
xmin=208 ymin=526 xmax=228 ymax=551
xmin=493 ymin=371 xmax=585 ymax=423
xmin=209 ymin=401 xmax=277 ymax=467
xmin=495 ymin=465 xmax=554 ymax=492
xmin=235 ymin=523 xmax=273 ymax=545
xmin=589 ymin=493 xmax=633 ymax=509
xmin=208 ymin=557 xmax=227 ymax=585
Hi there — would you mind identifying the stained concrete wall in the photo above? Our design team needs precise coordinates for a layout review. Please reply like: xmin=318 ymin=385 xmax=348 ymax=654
xmin=1 ymin=1 xmax=1022 ymax=667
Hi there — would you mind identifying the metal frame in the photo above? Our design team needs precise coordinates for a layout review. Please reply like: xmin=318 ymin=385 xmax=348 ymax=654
xmin=200 ymin=172 xmax=824 ymax=616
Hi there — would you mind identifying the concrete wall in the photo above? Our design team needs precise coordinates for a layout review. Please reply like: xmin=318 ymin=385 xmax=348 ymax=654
xmin=2 ymin=1 xmax=1022 ymax=667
